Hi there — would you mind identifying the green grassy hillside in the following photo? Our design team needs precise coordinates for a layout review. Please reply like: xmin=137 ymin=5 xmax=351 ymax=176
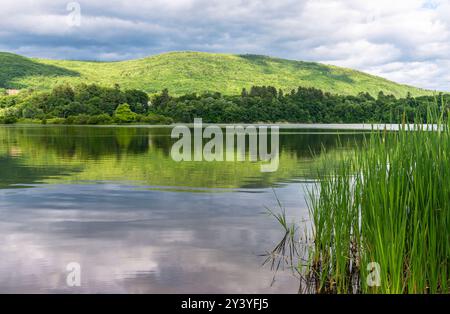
xmin=0 ymin=51 xmax=433 ymax=97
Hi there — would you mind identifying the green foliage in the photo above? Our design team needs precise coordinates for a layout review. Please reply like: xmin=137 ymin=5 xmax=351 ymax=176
xmin=152 ymin=88 xmax=171 ymax=108
xmin=1 ymin=82 xmax=448 ymax=125
xmin=0 ymin=83 xmax=152 ymax=124
xmin=0 ymin=116 xmax=17 ymax=124
xmin=87 ymin=113 xmax=114 ymax=125
xmin=63 ymin=113 xmax=113 ymax=125
xmin=0 ymin=51 xmax=433 ymax=97
xmin=46 ymin=117 xmax=67 ymax=124
xmin=125 ymin=89 xmax=149 ymax=114
xmin=0 ymin=107 xmax=19 ymax=124
xmin=114 ymin=103 xmax=137 ymax=123
xmin=22 ymin=105 xmax=44 ymax=119
xmin=151 ymin=86 xmax=448 ymax=124
xmin=139 ymin=113 xmax=173 ymax=125
xmin=65 ymin=114 xmax=91 ymax=125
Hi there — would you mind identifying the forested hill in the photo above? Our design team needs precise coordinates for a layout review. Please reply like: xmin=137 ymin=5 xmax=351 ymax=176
xmin=0 ymin=51 xmax=432 ymax=97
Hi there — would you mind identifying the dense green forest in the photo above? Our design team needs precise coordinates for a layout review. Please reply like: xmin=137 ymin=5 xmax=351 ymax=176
xmin=0 ymin=83 xmax=448 ymax=125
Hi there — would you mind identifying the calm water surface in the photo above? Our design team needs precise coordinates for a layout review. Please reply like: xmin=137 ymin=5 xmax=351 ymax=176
xmin=0 ymin=125 xmax=367 ymax=293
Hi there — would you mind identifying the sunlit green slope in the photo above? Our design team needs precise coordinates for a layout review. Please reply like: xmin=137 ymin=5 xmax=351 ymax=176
xmin=0 ymin=51 xmax=433 ymax=97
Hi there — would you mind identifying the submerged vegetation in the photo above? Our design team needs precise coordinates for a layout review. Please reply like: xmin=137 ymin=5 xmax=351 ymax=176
xmin=268 ymin=115 xmax=449 ymax=294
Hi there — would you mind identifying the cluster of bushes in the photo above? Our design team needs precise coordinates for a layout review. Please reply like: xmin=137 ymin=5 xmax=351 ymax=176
xmin=36 ymin=107 xmax=173 ymax=125
xmin=1 ymin=83 xmax=448 ymax=125
xmin=0 ymin=107 xmax=19 ymax=124
xmin=44 ymin=110 xmax=173 ymax=125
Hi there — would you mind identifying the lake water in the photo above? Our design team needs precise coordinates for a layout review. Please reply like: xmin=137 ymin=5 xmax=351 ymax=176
xmin=0 ymin=125 xmax=368 ymax=293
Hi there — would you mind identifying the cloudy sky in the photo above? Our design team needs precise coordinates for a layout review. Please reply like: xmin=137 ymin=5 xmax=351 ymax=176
xmin=1 ymin=0 xmax=450 ymax=90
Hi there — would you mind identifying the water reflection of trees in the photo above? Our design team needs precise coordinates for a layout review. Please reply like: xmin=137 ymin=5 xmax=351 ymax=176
xmin=0 ymin=127 xmax=156 ymax=159
xmin=0 ymin=126 xmax=362 ymax=190
xmin=0 ymin=155 xmax=81 ymax=189
xmin=279 ymin=130 xmax=366 ymax=158
xmin=0 ymin=126 xmax=366 ymax=161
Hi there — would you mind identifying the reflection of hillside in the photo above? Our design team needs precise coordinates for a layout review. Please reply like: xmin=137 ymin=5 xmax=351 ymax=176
xmin=0 ymin=156 xmax=82 ymax=189
xmin=0 ymin=126 xmax=360 ymax=190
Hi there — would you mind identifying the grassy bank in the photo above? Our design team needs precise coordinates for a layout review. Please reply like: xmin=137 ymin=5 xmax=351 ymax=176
xmin=8 ymin=113 xmax=173 ymax=126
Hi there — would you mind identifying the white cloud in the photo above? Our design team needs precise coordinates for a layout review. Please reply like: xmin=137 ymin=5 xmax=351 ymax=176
xmin=0 ymin=0 xmax=449 ymax=90
xmin=313 ymin=40 xmax=402 ymax=68
xmin=367 ymin=60 xmax=450 ymax=91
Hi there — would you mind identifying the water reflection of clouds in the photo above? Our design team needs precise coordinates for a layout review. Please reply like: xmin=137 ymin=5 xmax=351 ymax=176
xmin=0 ymin=184 xmax=304 ymax=293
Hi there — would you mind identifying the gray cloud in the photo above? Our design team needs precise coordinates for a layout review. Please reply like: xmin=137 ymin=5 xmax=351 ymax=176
xmin=1 ymin=0 xmax=450 ymax=90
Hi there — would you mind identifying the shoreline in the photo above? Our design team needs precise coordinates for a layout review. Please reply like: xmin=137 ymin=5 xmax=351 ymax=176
xmin=0 ymin=122 xmax=434 ymax=131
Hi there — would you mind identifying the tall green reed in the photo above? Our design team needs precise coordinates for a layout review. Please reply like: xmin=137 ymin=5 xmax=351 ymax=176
xmin=307 ymin=114 xmax=449 ymax=294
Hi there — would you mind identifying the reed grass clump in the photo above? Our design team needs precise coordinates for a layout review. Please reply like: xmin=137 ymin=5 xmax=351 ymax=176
xmin=307 ymin=118 xmax=449 ymax=294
